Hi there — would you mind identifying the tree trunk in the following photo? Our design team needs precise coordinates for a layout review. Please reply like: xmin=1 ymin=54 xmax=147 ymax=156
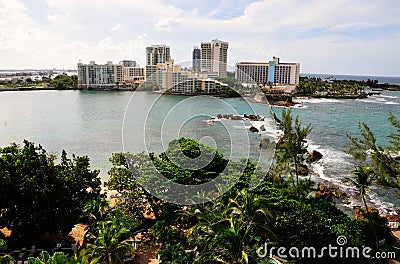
xmin=362 ymin=196 xmax=379 ymax=248
xmin=294 ymin=155 xmax=299 ymax=185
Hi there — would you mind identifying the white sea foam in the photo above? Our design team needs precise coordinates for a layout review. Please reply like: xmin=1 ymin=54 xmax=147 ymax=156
xmin=356 ymin=96 xmax=399 ymax=105
xmin=378 ymin=94 xmax=399 ymax=99
xmin=307 ymin=140 xmax=397 ymax=214
xmin=250 ymin=119 xmax=282 ymax=140
xmin=272 ymin=105 xmax=290 ymax=109
xmin=356 ymin=98 xmax=386 ymax=104
xmin=294 ymin=98 xmax=343 ymax=104
xmin=368 ymin=190 xmax=397 ymax=215
xmin=292 ymin=104 xmax=308 ymax=109
xmin=384 ymin=101 xmax=400 ymax=105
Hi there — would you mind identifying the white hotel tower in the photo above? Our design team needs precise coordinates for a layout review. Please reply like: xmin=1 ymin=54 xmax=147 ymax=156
xmin=235 ymin=57 xmax=300 ymax=85
xmin=200 ymin=39 xmax=229 ymax=77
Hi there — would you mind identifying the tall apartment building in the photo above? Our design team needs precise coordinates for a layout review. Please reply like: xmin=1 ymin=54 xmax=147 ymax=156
xmin=155 ymin=60 xmax=177 ymax=90
xmin=192 ymin=47 xmax=201 ymax=73
xmin=146 ymin=44 xmax=171 ymax=83
xmin=78 ymin=61 xmax=144 ymax=88
xmin=200 ymin=39 xmax=228 ymax=77
xmin=235 ymin=57 xmax=300 ymax=85
xmin=77 ymin=61 xmax=123 ymax=88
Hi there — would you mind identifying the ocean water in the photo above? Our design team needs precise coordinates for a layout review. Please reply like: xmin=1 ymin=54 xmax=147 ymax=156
xmin=301 ymin=73 xmax=400 ymax=85
xmin=0 ymin=88 xmax=399 ymax=213
xmin=282 ymin=90 xmax=400 ymax=213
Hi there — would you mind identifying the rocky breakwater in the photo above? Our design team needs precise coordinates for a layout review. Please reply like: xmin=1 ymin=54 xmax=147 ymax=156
xmin=214 ymin=113 xmax=265 ymax=122
xmin=254 ymin=92 xmax=295 ymax=107
xmin=207 ymin=114 xmax=276 ymax=148
xmin=315 ymin=185 xmax=350 ymax=204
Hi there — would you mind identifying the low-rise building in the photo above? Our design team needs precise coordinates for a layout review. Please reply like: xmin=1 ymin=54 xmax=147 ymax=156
xmin=123 ymin=66 xmax=145 ymax=85
xmin=78 ymin=61 xmax=122 ymax=88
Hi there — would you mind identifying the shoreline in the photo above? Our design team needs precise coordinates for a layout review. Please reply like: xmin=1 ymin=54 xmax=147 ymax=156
xmin=0 ymin=87 xmax=58 ymax=92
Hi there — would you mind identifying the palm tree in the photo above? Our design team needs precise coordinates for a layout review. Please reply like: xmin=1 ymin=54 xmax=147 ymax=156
xmin=83 ymin=199 xmax=110 ymax=223
xmin=27 ymin=251 xmax=68 ymax=264
xmin=28 ymin=251 xmax=90 ymax=264
xmin=344 ymin=166 xmax=379 ymax=247
xmin=0 ymin=239 xmax=13 ymax=264
xmin=191 ymin=191 xmax=275 ymax=263
xmin=83 ymin=218 xmax=134 ymax=264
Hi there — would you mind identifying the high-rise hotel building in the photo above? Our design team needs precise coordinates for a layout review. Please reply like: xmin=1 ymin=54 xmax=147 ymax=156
xmin=192 ymin=47 xmax=201 ymax=73
xmin=235 ymin=57 xmax=300 ymax=85
xmin=200 ymin=39 xmax=229 ymax=77
xmin=146 ymin=44 xmax=171 ymax=83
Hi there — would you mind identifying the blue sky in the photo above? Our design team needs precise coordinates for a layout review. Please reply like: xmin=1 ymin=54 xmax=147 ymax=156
xmin=0 ymin=0 xmax=399 ymax=76
xmin=166 ymin=0 xmax=257 ymax=19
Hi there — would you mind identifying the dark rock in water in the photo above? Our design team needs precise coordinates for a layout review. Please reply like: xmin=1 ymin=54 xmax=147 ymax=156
xmin=259 ymin=138 xmax=271 ymax=148
xmin=315 ymin=185 xmax=350 ymax=204
xmin=274 ymin=101 xmax=295 ymax=107
xmin=248 ymin=115 xmax=258 ymax=121
xmin=307 ymin=150 xmax=323 ymax=163
xmin=354 ymin=207 xmax=379 ymax=220
xmin=217 ymin=114 xmax=222 ymax=119
xmin=231 ymin=115 xmax=242 ymax=120
xmin=260 ymin=125 xmax=266 ymax=131
xmin=315 ymin=185 xmax=334 ymax=201
xmin=249 ymin=126 xmax=259 ymax=133
xmin=297 ymin=164 xmax=309 ymax=176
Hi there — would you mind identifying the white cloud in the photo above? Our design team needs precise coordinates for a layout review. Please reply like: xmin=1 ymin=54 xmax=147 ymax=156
xmin=329 ymin=22 xmax=378 ymax=32
xmin=0 ymin=0 xmax=399 ymax=75
xmin=154 ymin=18 xmax=179 ymax=32
xmin=111 ymin=22 xmax=126 ymax=32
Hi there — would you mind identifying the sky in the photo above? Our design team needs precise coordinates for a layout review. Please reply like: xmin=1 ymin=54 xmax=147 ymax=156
xmin=0 ymin=0 xmax=399 ymax=76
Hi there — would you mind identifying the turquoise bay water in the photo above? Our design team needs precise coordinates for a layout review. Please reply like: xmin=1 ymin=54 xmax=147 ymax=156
xmin=277 ymin=91 xmax=400 ymax=212
xmin=0 ymin=90 xmax=271 ymax=177
xmin=0 ymin=89 xmax=399 ymax=212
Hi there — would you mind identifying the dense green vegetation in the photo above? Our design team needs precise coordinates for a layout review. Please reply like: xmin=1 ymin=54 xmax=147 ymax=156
xmin=0 ymin=74 xmax=77 ymax=90
xmin=346 ymin=113 xmax=400 ymax=194
xmin=215 ymin=76 xmax=262 ymax=96
xmin=1 ymin=111 xmax=399 ymax=263
xmin=274 ymin=109 xmax=312 ymax=184
xmin=297 ymin=77 xmax=400 ymax=95
xmin=296 ymin=77 xmax=366 ymax=96
xmin=0 ymin=141 xmax=101 ymax=249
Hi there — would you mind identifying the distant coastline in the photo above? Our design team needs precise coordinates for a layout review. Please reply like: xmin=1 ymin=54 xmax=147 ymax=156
xmin=301 ymin=73 xmax=400 ymax=85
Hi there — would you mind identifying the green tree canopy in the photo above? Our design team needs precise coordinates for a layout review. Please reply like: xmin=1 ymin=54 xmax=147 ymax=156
xmin=274 ymin=109 xmax=312 ymax=184
xmin=0 ymin=140 xmax=101 ymax=248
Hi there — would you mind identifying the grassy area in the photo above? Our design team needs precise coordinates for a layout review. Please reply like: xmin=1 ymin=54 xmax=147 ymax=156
xmin=0 ymin=84 xmax=50 ymax=89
